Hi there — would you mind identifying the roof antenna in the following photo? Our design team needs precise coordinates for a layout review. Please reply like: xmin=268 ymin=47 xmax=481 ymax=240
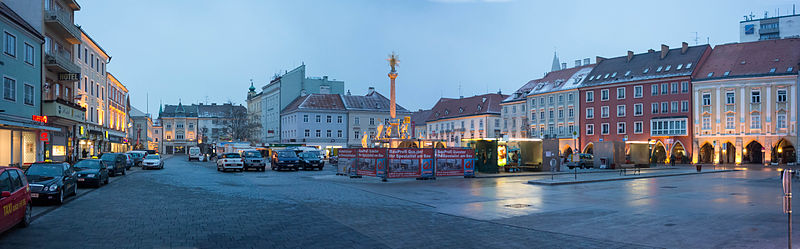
xmin=694 ymin=32 xmax=699 ymax=45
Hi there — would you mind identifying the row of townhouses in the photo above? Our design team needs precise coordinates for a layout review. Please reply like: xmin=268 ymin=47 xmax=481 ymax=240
xmin=0 ymin=0 xmax=135 ymax=166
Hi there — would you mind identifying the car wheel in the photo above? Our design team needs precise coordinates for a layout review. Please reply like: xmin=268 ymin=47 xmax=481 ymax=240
xmin=55 ymin=189 xmax=64 ymax=205
xmin=71 ymin=184 xmax=77 ymax=196
xmin=122 ymin=168 xmax=126 ymax=175
xmin=19 ymin=203 xmax=31 ymax=228
xmin=217 ymin=167 xmax=221 ymax=171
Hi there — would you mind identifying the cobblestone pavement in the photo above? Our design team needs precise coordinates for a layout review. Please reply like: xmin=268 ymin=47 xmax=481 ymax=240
xmin=0 ymin=155 xmax=793 ymax=248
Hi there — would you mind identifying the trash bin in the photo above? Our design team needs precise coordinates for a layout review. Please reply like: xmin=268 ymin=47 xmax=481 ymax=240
xmin=600 ymin=158 xmax=609 ymax=169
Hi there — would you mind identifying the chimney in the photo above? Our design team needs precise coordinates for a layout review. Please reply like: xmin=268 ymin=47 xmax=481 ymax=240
xmin=575 ymin=59 xmax=582 ymax=67
xmin=211 ymin=103 xmax=216 ymax=106
xmin=660 ymin=44 xmax=669 ymax=59
xmin=368 ymin=87 xmax=375 ymax=94
xmin=627 ymin=51 xmax=634 ymax=62
xmin=596 ymin=56 xmax=606 ymax=63
xmin=583 ymin=58 xmax=590 ymax=65
xmin=561 ymin=63 xmax=567 ymax=70
xmin=648 ymin=49 xmax=655 ymax=53
xmin=346 ymin=90 xmax=351 ymax=96
xmin=681 ymin=42 xmax=688 ymax=54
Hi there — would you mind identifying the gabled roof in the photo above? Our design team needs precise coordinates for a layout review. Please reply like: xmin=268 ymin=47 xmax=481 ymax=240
xmin=694 ymin=38 xmax=800 ymax=81
xmin=0 ymin=2 xmax=43 ymax=40
xmin=508 ymin=64 xmax=595 ymax=102
xmin=582 ymin=44 xmax=710 ymax=87
xmin=427 ymin=93 xmax=508 ymax=122
xmin=340 ymin=91 xmax=409 ymax=113
xmin=129 ymin=106 xmax=146 ymax=117
xmin=159 ymin=104 xmax=198 ymax=118
xmin=198 ymin=103 xmax=246 ymax=118
xmin=282 ymin=94 xmax=346 ymax=113
xmin=410 ymin=109 xmax=432 ymax=125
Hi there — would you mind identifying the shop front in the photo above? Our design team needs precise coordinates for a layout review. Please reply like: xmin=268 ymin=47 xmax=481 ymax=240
xmin=109 ymin=134 xmax=128 ymax=153
xmin=0 ymin=115 xmax=61 ymax=167
xmin=41 ymin=99 xmax=86 ymax=163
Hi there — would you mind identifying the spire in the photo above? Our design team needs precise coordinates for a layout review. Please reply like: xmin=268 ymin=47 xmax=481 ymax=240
xmin=249 ymin=79 xmax=256 ymax=92
xmin=551 ymin=51 xmax=561 ymax=72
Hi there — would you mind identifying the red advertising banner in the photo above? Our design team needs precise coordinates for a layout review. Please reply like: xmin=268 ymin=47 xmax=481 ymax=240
xmin=356 ymin=148 xmax=386 ymax=177
xmin=338 ymin=149 xmax=357 ymax=176
xmin=387 ymin=148 xmax=434 ymax=178
xmin=435 ymin=148 xmax=476 ymax=176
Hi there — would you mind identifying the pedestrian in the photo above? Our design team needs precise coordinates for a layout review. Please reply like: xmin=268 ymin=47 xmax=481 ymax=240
xmin=670 ymin=154 xmax=676 ymax=167
xmin=82 ymin=149 xmax=88 ymax=159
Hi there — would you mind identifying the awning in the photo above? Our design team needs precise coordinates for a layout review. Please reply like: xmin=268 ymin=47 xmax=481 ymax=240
xmin=0 ymin=118 xmax=61 ymax=132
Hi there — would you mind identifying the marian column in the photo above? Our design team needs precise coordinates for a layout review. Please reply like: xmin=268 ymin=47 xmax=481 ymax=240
xmin=387 ymin=52 xmax=399 ymax=119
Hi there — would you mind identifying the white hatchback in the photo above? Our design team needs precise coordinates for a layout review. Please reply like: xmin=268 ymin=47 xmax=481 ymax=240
xmin=216 ymin=153 xmax=244 ymax=172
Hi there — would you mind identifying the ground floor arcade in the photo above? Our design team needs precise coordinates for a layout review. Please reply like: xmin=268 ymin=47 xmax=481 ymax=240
xmin=693 ymin=135 xmax=797 ymax=165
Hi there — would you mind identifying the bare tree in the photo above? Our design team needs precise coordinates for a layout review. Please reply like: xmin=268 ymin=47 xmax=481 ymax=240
xmin=225 ymin=107 xmax=259 ymax=142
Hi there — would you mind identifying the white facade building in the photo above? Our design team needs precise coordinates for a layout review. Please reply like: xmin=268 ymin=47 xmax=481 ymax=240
xmin=740 ymin=13 xmax=800 ymax=42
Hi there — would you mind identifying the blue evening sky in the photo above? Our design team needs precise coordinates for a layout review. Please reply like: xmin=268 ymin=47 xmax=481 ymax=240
xmin=74 ymin=0 xmax=796 ymax=113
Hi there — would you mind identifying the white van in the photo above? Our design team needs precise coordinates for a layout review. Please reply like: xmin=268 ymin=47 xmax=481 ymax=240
xmin=188 ymin=146 xmax=202 ymax=161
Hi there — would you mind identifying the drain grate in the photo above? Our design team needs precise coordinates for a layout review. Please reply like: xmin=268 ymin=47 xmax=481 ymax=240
xmin=504 ymin=204 xmax=532 ymax=209
xmin=664 ymin=223 xmax=676 ymax=227
xmin=661 ymin=186 xmax=678 ymax=189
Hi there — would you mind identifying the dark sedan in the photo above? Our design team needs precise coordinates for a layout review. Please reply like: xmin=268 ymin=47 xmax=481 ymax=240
xmin=73 ymin=160 xmax=110 ymax=188
xmin=100 ymin=153 xmax=127 ymax=176
xmin=24 ymin=162 xmax=77 ymax=205
xmin=298 ymin=152 xmax=324 ymax=170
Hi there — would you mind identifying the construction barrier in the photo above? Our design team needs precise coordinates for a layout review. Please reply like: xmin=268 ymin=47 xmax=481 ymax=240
xmin=340 ymin=148 xmax=475 ymax=179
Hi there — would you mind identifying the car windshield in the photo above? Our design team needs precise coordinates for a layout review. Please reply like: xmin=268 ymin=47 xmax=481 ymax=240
xmin=26 ymin=164 xmax=62 ymax=177
xmin=127 ymin=153 xmax=142 ymax=158
xmin=74 ymin=160 xmax=102 ymax=169
xmin=100 ymin=154 xmax=117 ymax=160
xmin=224 ymin=154 xmax=241 ymax=158
xmin=277 ymin=151 xmax=296 ymax=158
xmin=299 ymin=152 xmax=317 ymax=158
xmin=243 ymin=151 xmax=261 ymax=158
xmin=145 ymin=155 xmax=160 ymax=159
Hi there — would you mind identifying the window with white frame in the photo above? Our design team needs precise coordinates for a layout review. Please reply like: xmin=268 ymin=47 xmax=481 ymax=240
xmin=702 ymin=115 xmax=711 ymax=130
xmin=617 ymin=122 xmax=626 ymax=134
xmin=617 ymin=105 xmax=626 ymax=117
xmin=750 ymin=112 xmax=761 ymax=129
xmin=601 ymin=123 xmax=610 ymax=135
xmin=778 ymin=89 xmax=787 ymax=102
xmin=671 ymin=101 xmax=679 ymax=113
xmin=778 ymin=113 xmax=787 ymax=129
xmin=601 ymin=89 xmax=609 ymax=101
xmin=751 ymin=90 xmax=761 ymax=103
xmin=4 ymin=32 xmax=15 ymax=57
xmin=568 ymin=93 xmax=574 ymax=102
xmin=569 ymin=125 xmax=574 ymax=134
xmin=651 ymin=85 xmax=659 ymax=96
xmin=661 ymin=83 xmax=668 ymax=95
xmin=586 ymin=107 xmax=594 ymax=119
xmin=549 ymin=109 xmax=554 ymax=119
xmin=304 ymin=129 xmax=310 ymax=137
xmin=3 ymin=77 xmax=15 ymax=101
xmin=568 ymin=107 xmax=574 ymax=118
xmin=726 ymin=113 xmax=735 ymax=129
xmin=652 ymin=103 xmax=659 ymax=114
xmin=634 ymin=103 xmax=643 ymax=116
xmin=671 ymin=82 xmax=679 ymax=93
xmin=316 ymin=115 xmax=321 ymax=122
xmin=23 ymin=84 xmax=33 ymax=105
xmin=726 ymin=92 xmax=735 ymax=104
xmin=634 ymin=121 xmax=643 ymax=134
xmin=681 ymin=101 xmax=688 ymax=112
xmin=23 ymin=43 xmax=33 ymax=65
xmin=601 ymin=106 xmax=609 ymax=118
xmin=703 ymin=93 xmax=711 ymax=106
xmin=558 ymin=95 xmax=564 ymax=103
xmin=558 ymin=109 xmax=564 ymax=118
xmin=634 ymin=86 xmax=643 ymax=98
xmin=617 ymin=87 xmax=625 ymax=99
xmin=661 ymin=102 xmax=669 ymax=113
xmin=586 ymin=124 xmax=594 ymax=135
xmin=650 ymin=118 xmax=688 ymax=136
xmin=585 ymin=91 xmax=594 ymax=102
xmin=681 ymin=81 xmax=689 ymax=93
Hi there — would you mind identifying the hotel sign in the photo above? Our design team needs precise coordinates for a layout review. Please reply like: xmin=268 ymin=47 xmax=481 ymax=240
xmin=58 ymin=73 xmax=80 ymax=81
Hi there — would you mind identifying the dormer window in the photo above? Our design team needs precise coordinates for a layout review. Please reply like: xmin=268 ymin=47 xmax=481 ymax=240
xmin=686 ymin=63 xmax=692 ymax=68
xmin=435 ymin=112 xmax=440 ymax=117
xmin=770 ymin=68 xmax=777 ymax=73
xmin=589 ymin=75 xmax=595 ymax=80
xmin=459 ymin=107 xmax=463 ymax=113
xmin=707 ymin=72 xmax=714 ymax=77
xmin=656 ymin=66 xmax=663 ymax=72
xmin=611 ymin=72 xmax=617 ymax=77
xmin=444 ymin=110 xmax=449 ymax=115
xmin=723 ymin=71 xmax=730 ymax=76
xmin=664 ymin=65 xmax=671 ymax=71
xmin=676 ymin=64 xmax=683 ymax=70
xmin=477 ymin=105 xmax=482 ymax=111
xmin=643 ymin=68 xmax=650 ymax=73
xmin=788 ymin=67 xmax=794 ymax=72
xmin=624 ymin=70 xmax=631 ymax=76
xmin=604 ymin=73 xmax=610 ymax=79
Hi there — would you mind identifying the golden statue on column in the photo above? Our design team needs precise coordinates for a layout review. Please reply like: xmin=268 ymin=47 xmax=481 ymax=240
xmin=386 ymin=52 xmax=401 ymax=138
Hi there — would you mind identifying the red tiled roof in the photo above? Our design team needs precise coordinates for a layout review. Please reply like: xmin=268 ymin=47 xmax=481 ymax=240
xmin=695 ymin=38 xmax=800 ymax=80
xmin=427 ymin=93 xmax=508 ymax=122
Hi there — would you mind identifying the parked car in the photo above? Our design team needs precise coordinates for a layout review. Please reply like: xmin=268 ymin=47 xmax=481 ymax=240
xmin=298 ymin=152 xmax=324 ymax=170
xmin=123 ymin=154 xmax=134 ymax=170
xmin=73 ymin=159 xmax=110 ymax=188
xmin=188 ymin=146 xmax=203 ymax=161
xmin=24 ymin=162 xmax=77 ymax=205
xmin=567 ymin=153 xmax=594 ymax=169
xmin=126 ymin=151 xmax=147 ymax=166
xmin=241 ymin=150 xmax=266 ymax=171
xmin=0 ymin=166 xmax=32 ymax=233
xmin=216 ymin=153 xmax=244 ymax=172
xmin=272 ymin=150 xmax=300 ymax=171
xmin=142 ymin=154 xmax=164 ymax=170
xmin=145 ymin=149 xmax=157 ymax=155
xmin=99 ymin=153 xmax=127 ymax=176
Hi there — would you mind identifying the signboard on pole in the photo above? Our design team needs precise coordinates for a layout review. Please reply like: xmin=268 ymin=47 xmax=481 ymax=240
xmin=356 ymin=148 xmax=386 ymax=177
xmin=435 ymin=148 xmax=476 ymax=177
xmin=387 ymin=148 xmax=433 ymax=178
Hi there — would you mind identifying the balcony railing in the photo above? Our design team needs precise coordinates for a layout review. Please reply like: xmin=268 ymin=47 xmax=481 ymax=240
xmin=44 ymin=9 xmax=81 ymax=43
xmin=45 ymin=50 xmax=80 ymax=74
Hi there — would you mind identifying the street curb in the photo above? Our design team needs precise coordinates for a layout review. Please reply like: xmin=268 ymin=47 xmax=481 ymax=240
xmin=527 ymin=169 xmax=737 ymax=185
xmin=475 ymin=167 xmax=681 ymax=179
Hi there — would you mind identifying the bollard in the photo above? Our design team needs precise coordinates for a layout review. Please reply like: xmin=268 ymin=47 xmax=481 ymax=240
xmin=696 ymin=164 xmax=702 ymax=172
